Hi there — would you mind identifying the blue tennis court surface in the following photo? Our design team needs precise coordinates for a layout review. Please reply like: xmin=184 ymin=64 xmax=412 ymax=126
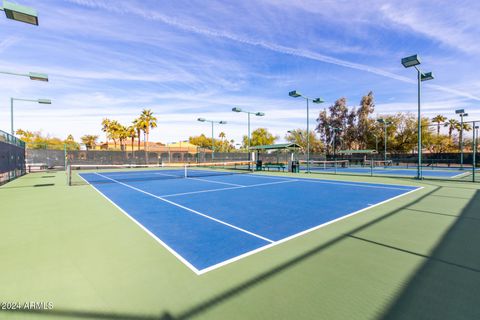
xmin=303 ymin=166 xmax=470 ymax=178
xmin=80 ymin=170 xmax=420 ymax=274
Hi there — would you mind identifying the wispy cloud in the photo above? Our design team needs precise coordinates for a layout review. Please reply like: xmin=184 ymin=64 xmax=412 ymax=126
xmin=0 ymin=36 xmax=20 ymax=53
xmin=65 ymin=0 xmax=480 ymax=101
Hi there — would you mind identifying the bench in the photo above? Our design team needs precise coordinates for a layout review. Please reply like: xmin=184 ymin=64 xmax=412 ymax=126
xmin=262 ymin=163 xmax=286 ymax=172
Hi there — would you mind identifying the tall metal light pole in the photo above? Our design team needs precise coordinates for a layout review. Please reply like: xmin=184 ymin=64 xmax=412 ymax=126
xmin=328 ymin=126 xmax=343 ymax=163
xmin=401 ymin=54 xmax=434 ymax=179
xmin=289 ymin=90 xmax=324 ymax=173
xmin=455 ymin=109 xmax=468 ymax=169
xmin=377 ymin=118 xmax=392 ymax=164
xmin=10 ymin=98 xmax=52 ymax=135
xmin=231 ymin=107 xmax=265 ymax=159
xmin=473 ymin=123 xmax=478 ymax=181
xmin=197 ymin=118 xmax=226 ymax=161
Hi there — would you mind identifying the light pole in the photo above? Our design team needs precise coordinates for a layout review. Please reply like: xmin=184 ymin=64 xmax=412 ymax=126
xmin=10 ymin=98 xmax=52 ymax=135
xmin=197 ymin=118 xmax=226 ymax=161
xmin=328 ymin=126 xmax=343 ymax=164
xmin=0 ymin=1 xmax=40 ymax=25
xmin=455 ymin=109 xmax=468 ymax=169
xmin=231 ymin=107 xmax=265 ymax=159
xmin=474 ymin=123 xmax=478 ymax=181
xmin=401 ymin=54 xmax=434 ymax=179
xmin=377 ymin=118 xmax=393 ymax=165
xmin=287 ymin=130 xmax=302 ymax=159
xmin=289 ymin=90 xmax=324 ymax=173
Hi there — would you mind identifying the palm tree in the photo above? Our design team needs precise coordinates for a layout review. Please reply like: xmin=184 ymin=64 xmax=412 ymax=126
xmin=139 ymin=109 xmax=157 ymax=152
xmin=444 ymin=119 xmax=460 ymax=140
xmin=133 ymin=118 xmax=145 ymax=151
xmin=117 ymin=125 xmax=129 ymax=151
xmin=126 ymin=126 xmax=137 ymax=153
xmin=101 ymin=118 xmax=111 ymax=149
xmin=80 ymin=135 xmax=98 ymax=150
xmin=432 ymin=115 xmax=447 ymax=136
xmin=109 ymin=120 xmax=122 ymax=149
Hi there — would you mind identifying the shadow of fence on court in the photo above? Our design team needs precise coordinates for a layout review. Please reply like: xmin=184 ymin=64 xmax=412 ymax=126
xmin=378 ymin=190 xmax=480 ymax=320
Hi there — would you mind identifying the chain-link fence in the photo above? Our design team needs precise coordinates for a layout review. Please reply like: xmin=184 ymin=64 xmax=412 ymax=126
xmin=0 ymin=130 xmax=26 ymax=185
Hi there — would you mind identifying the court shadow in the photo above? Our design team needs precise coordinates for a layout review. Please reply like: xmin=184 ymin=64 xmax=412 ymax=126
xmin=378 ymin=190 xmax=480 ymax=320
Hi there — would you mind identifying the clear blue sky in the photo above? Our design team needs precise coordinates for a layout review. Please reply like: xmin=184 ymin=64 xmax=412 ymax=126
xmin=1 ymin=0 xmax=479 ymax=144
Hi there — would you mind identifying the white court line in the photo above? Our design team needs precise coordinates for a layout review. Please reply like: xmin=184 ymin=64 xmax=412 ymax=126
xmin=94 ymin=173 xmax=274 ymax=244
xmin=160 ymin=180 xmax=298 ymax=198
xmin=187 ymin=177 xmax=244 ymax=187
xmin=451 ymin=171 xmax=471 ymax=179
xmin=196 ymin=186 xmax=424 ymax=274
xmin=153 ymin=172 xmax=182 ymax=178
xmin=77 ymin=174 xmax=202 ymax=275
xmin=244 ymin=174 xmax=415 ymax=191
xmin=80 ymin=172 xmax=423 ymax=275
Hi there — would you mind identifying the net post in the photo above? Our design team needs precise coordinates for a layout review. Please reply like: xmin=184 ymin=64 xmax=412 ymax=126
xmin=184 ymin=164 xmax=188 ymax=178
xmin=67 ymin=164 xmax=71 ymax=186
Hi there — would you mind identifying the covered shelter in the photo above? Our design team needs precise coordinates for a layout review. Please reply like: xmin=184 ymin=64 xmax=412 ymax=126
xmin=249 ymin=143 xmax=301 ymax=171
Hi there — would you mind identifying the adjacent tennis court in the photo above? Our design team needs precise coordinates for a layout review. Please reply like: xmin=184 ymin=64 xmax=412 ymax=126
xmin=299 ymin=160 xmax=472 ymax=178
xmin=77 ymin=166 xmax=420 ymax=274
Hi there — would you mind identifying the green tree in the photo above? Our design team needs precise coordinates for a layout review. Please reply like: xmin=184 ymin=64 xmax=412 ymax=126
xmin=80 ymin=135 xmax=99 ymax=150
xmin=316 ymin=97 xmax=349 ymax=154
xmin=285 ymin=129 xmax=323 ymax=153
xmin=357 ymin=91 xmax=375 ymax=149
xmin=242 ymin=128 xmax=277 ymax=148
xmin=64 ymin=134 xmax=79 ymax=151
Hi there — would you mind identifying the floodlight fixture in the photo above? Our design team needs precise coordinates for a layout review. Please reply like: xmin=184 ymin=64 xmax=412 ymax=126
xmin=455 ymin=109 xmax=465 ymax=114
xmin=1 ymin=70 xmax=49 ymax=82
xmin=421 ymin=72 xmax=434 ymax=81
xmin=232 ymin=107 xmax=242 ymax=112
xmin=401 ymin=54 xmax=421 ymax=68
xmin=197 ymin=118 xmax=206 ymax=122
xmin=29 ymin=72 xmax=48 ymax=82
xmin=312 ymin=98 xmax=324 ymax=104
xmin=1 ymin=0 xmax=39 ymax=25
xmin=289 ymin=90 xmax=302 ymax=98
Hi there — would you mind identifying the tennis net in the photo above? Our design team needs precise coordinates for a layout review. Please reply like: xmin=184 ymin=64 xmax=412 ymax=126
xmin=67 ymin=161 xmax=255 ymax=186
xmin=364 ymin=159 xmax=393 ymax=168
xmin=299 ymin=160 xmax=350 ymax=171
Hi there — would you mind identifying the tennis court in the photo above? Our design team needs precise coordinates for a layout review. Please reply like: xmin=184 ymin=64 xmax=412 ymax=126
xmin=300 ymin=160 xmax=472 ymax=179
xmin=77 ymin=166 xmax=420 ymax=274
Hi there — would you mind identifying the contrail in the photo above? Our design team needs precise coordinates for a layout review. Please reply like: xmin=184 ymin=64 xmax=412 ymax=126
xmin=68 ymin=0 xmax=480 ymax=101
